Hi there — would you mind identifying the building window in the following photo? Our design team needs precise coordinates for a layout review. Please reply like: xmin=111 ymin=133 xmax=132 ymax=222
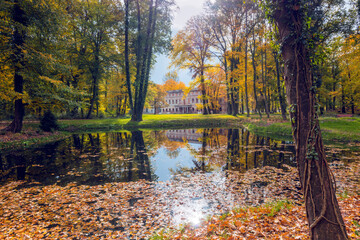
xmin=196 ymin=98 xmax=198 ymax=103
xmin=192 ymin=98 xmax=194 ymax=103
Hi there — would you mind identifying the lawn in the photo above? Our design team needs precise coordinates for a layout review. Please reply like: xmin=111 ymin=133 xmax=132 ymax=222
xmin=58 ymin=114 xmax=241 ymax=131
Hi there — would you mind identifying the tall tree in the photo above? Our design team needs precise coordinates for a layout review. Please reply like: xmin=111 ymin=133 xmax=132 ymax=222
xmin=1 ymin=0 xmax=68 ymax=131
xmin=125 ymin=0 xmax=174 ymax=121
xmin=4 ymin=0 xmax=27 ymax=132
xmin=82 ymin=0 xmax=121 ymax=119
xmin=171 ymin=16 xmax=213 ymax=115
xmin=269 ymin=0 xmax=348 ymax=238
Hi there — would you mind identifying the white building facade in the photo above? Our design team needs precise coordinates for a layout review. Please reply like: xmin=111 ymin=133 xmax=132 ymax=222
xmin=160 ymin=89 xmax=203 ymax=114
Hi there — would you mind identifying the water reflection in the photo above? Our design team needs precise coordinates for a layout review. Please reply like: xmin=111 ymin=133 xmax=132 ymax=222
xmin=1 ymin=128 xmax=298 ymax=185
xmin=1 ymin=128 xmax=356 ymax=228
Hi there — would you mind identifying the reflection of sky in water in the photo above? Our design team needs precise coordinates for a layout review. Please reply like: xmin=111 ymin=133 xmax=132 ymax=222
xmin=157 ymin=171 xmax=234 ymax=227
xmin=152 ymin=143 xmax=201 ymax=181
xmin=152 ymin=142 xmax=232 ymax=226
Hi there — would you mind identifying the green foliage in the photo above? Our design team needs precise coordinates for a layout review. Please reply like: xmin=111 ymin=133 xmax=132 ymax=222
xmin=265 ymin=200 xmax=292 ymax=217
xmin=40 ymin=111 xmax=59 ymax=132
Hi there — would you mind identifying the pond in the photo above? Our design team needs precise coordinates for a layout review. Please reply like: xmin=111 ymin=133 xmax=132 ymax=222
xmin=0 ymin=128 xmax=355 ymax=236
xmin=0 ymin=128 xmax=298 ymax=185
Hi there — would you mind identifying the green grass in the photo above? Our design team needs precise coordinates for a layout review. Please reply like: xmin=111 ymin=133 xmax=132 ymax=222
xmin=241 ymin=115 xmax=360 ymax=145
xmin=58 ymin=114 xmax=242 ymax=132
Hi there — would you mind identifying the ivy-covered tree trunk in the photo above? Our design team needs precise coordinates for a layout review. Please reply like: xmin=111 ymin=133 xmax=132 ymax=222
xmin=4 ymin=0 xmax=26 ymax=133
xmin=273 ymin=0 xmax=348 ymax=239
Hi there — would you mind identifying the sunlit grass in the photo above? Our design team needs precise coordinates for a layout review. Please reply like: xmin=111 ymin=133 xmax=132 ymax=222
xmin=242 ymin=115 xmax=360 ymax=144
xmin=58 ymin=114 xmax=241 ymax=132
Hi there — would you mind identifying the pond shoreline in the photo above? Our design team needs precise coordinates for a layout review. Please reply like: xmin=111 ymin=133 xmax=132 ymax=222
xmin=1 ymin=114 xmax=359 ymax=150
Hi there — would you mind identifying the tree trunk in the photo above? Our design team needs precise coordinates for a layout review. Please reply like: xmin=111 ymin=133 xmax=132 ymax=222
xmin=332 ymin=82 xmax=336 ymax=111
xmin=274 ymin=51 xmax=287 ymax=120
xmin=224 ymin=60 xmax=232 ymax=115
xmin=140 ymin=0 xmax=159 ymax=114
xmin=4 ymin=0 xmax=26 ymax=133
xmin=86 ymin=45 xmax=100 ymax=119
xmin=261 ymin=45 xmax=270 ymax=118
xmin=124 ymin=0 xmax=134 ymax=114
xmin=132 ymin=0 xmax=158 ymax=122
xmin=251 ymin=31 xmax=262 ymax=118
xmin=244 ymin=12 xmax=250 ymax=117
xmin=273 ymin=1 xmax=348 ymax=239
xmin=132 ymin=0 xmax=144 ymax=122
xmin=341 ymin=82 xmax=346 ymax=113
xmin=201 ymin=69 xmax=209 ymax=115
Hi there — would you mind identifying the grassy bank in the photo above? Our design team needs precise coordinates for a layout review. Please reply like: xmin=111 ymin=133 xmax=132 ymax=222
xmin=241 ymin=115 xmax=360 ymax=144
xmin=0 ymin=130 xmax=69 ymax=150
xmin=58 ymin=114 xmax=242 ymax=132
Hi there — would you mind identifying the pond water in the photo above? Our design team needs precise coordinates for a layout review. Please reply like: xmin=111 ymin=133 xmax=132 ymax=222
xmin=0 ymin=128 xmax=354 ymax=230
xmin=0 ymin=128 xmax=298 ymax=185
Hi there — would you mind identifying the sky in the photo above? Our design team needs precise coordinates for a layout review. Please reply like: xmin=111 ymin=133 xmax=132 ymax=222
xmin=150 ymin=0 xmax=209 ymax=86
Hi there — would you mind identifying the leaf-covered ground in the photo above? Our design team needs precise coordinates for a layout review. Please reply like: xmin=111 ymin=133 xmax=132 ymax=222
xmin=0 ymin=159 xmax=359 ymax=239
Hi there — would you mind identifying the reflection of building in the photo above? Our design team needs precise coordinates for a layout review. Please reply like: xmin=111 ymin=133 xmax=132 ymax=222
xmin=166 ymin=129 xmax=203 ymax=143
xmin=160 ymin=89 xmax=227 ymax=114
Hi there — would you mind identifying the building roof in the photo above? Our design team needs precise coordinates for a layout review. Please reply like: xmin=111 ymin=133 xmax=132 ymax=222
xmin=166 ymin=88 xmax=199 ymax=93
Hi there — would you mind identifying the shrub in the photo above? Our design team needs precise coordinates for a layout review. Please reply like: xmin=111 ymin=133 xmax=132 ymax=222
xmin=40 ymin=111 xmax=59 ymax=132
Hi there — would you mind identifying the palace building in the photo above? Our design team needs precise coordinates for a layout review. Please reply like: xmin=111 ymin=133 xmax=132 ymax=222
xmin=159 ymin=89 xmax=227 ymax=114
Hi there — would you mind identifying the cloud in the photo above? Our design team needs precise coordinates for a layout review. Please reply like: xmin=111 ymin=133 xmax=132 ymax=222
xmin=172 ymin=0 xmax=207 ymax=31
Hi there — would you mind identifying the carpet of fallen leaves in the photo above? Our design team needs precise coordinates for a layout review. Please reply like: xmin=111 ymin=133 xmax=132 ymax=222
xmin=154 ymin=195 xmax=360 ymax=240
xmin=0 ymin=159 xmax=359 ymax=239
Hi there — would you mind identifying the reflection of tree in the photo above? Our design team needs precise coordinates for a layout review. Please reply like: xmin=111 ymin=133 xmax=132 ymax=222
xmin=86 ymin=133 xmax=103 ymax=183
xmin=131 ymin=131 xmax=153 ymax=181
xmin=226 ymin=129 xmax=241 ymax=171
xmin=185 ymin=129 xmax=228 ymax=173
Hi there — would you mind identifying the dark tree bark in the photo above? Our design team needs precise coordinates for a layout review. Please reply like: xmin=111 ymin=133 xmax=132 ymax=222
xmin=341 ymin=82 xmax=346 ymax=113
xmin=229 ymin=55 xmax=237 ymax=115
xmin=124 ymin=0 xmax=134 ymax=115
xmin=132 ymin=131 xmax=152 ymax=181
xmin=4 ymin=0 xmax=27 ymax=133
xmin=273 ymin=51 xmax=287 ymax=120
xmin=244 ymin=12 xmax=250 ymax=117
xmin=86 ymin=47 xmax=100 ymax=119
xmin=261 ymin=44 xmax=270 ymax=118
xmin=131 ymin=0 xmax=159 ymax=122
xmin=273 ymin=0 xmax=348 ymax=239
xmin=200 ymin=68 xmax=210 ymax=115
xmin=250 ymin=30 xmax=262 ymax=118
